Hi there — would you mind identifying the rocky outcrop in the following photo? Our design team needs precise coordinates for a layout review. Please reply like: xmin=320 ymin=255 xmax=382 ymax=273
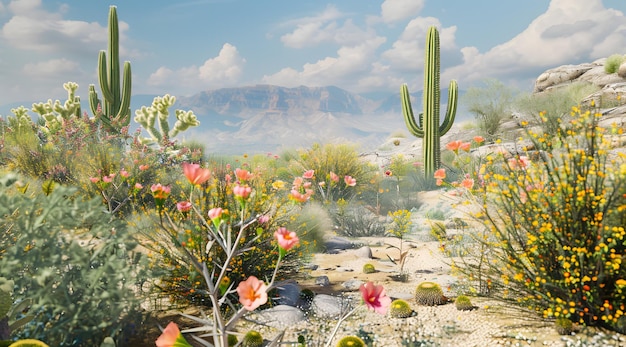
xmin=534 ymin=58 xmax=625 ymax=93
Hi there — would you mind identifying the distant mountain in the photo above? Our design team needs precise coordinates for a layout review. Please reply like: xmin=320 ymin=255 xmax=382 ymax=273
xmin=171 ymin=85 xmax=409 ymax=154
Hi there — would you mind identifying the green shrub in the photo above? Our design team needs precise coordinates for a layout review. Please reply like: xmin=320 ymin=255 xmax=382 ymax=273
xmin=0 ymin=174 xmax=149 ymax=346
xmin=604 ymin=54 xmax=625 ymax=74
xmin=462 ymin=79 xmax=517 ymax=141
xmin=242 ymin=330 xmax=263 ymax=347
xmin=429 ymin=221 xmax=447 ymax=241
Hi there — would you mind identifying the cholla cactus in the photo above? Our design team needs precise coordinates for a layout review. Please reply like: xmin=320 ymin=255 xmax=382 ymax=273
xmin=134 ymin=94 xmax=200 ymax=146
xmin=31 ymin=82 xmax=83 ymax=134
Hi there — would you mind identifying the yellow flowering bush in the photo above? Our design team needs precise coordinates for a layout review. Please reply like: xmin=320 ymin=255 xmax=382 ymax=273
xmin=469 ymin=106 xmax=625 ymax=331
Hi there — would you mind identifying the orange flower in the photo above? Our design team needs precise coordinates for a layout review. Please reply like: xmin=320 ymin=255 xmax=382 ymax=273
xmin=155 ymin=322 xmax=192 ymax=347
xmin=434 ymin=168 xmax=446 ymax=180
xmin=461 ymin=178 xmax=474 ymax=189
xmin=359 ymin=282 xmax=391 ymax=314
xmin=237 ymin=276 xmax=268 ymax=311
xmin=473 ymin=136 xmax=485 ymax=144
xmin=274 ymin=227 xmax=299 ymax=251
xmin=445 ymin=140 xmax=463 ymax=153
xmin=234 ymin=168 xmax=254 ymax=182
xmin=182 ymin=163 xmax=211 ymax=185
xmin=329 ymin=171 xmax=339 ymax=182
xmin=459 ymin=142 xmax=471 ymax=152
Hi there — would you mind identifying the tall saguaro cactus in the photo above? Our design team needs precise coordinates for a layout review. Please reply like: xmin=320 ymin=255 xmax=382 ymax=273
xmin=401 ymin=26 xmax=458 ymax=178
xmin=89 ymin=6 xmax=132 ymax=134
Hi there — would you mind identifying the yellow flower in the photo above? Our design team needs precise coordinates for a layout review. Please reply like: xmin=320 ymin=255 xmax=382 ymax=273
xmin=616 ymin=279 xmax=626 ymax=287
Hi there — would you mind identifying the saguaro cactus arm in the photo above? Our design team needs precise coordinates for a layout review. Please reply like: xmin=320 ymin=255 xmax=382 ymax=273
xmin=401 ymin=84 xmax=424 ymax=138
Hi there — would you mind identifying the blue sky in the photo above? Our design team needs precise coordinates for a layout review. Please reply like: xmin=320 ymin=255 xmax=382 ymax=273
xmin=1 ymin=0 xmax=626 ymax=108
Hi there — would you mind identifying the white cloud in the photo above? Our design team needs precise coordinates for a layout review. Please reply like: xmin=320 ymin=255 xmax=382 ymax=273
xmin=382 ymin=17 xmax=458 ymax=72
xmin=147 ymin=43 xmax=246 ymax=94
xmin=1 ymin=1 xmax=128 ymax=57
xmin=262 ymin=37 xmax=386 ymax=90
xmin=279 ymin=5 xmax=377 ymax=48
xmin=380 ymin=0 xmax=424 ymax=23
xmin=23 ymin=58 xmax=80 ymax=77
xmin=443 ymin=0 xmax=626 ymax=87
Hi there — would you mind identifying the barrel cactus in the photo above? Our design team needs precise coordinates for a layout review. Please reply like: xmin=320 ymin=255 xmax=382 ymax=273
xmin=389 ymin=299 xmax=413 ymax=318
xmin=415 ymin=281 xmax=446 ymax=306
xmin=7 ymin=340 xmax=50 ymax=347
xmin=454 ymin=295 xmax=475 ymax=311
xmin=242 ymin=330 xmax=263 ymax=347
xmin=362 ymin=263 xmax=376 ymax=274
xmin=555 ymin=317 xmax=573 ymax=335
xmin=336 ymin=336 xmax=366 ymax=347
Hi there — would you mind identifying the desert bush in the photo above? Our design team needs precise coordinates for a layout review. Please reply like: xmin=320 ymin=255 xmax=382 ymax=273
xmin=604 ymin=54 xmax=625 ymax=74
xmin=462 ymin=79 xmax=517 ymax=141
xmin=332 ymin=202 xmax=387 ymax=237
xmin=136 ymin=161 xmax=315 ymax=307
xmin=515 ymin=81 xmax=600 ymax=135
xmin=0 ymin=173 xmax=149 ymax=346
xmin=459 ymin=106 xmax=625 ymax=331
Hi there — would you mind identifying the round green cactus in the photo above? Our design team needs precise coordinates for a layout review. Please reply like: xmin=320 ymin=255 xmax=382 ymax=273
xmin=454 ymin=295 xmax=474 ymax=311
xmin=227 ymin=334 xmax=238 ymax=347
xmin=389 ymin=299 xmax=413 ymax=318
xmin=242 ymin=330 xmax=263 ymax=347
xmin=415 ymin=281 xmax=446 ymax=306
xmin=336 ymin=336 xmax=365 ymax=347
xmin=555 ymin=317 xmax=573 ymax=335
xmin=362 ymin=263 xmax=376 ymax=274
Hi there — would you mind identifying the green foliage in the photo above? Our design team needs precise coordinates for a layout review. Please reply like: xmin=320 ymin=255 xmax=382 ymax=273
xmin=332 ymin=204 xmax=387 ymax=237
xmin=454 ymin=295 xmax=474 ymax=311
xmin=604 ymin=54 xmax=625 ymax=74
xmin=387 ymin=209 xmax=412 ymax=238
xmin=555 ymin=317 xmax=573 ymax=335
xmin=415 ymin=282 xmax=446 ymax=306
xmin=242 ymin=330 xmax=263 ymax=347
xmin=429 ymin=221 xmax=446 ymax=241
xmin=362 ymin=263 xmax=376 ymax=274
xmin=401 ymin=25 xmax=458 ymax=177
xmin=469 ymin=107 xmax=626 ymax=331
xmin=336 ymin=335 xmax=366 ymax=347
xmin=515 ymin=81 xmax=600 ymax=135
xmin=0 ymin=175 xmax=149 ymax=346
xmin=389 ymin=299 xmax=412 ymax=318
xmin=462 ymin=79 xmax=517 ymax=141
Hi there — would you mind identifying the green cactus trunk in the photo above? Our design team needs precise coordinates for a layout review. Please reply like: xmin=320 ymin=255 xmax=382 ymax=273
xmin=89 ymin=6 xmax=132 ymax=134
xmin=401 ymin=26 xmax=458 ymax=178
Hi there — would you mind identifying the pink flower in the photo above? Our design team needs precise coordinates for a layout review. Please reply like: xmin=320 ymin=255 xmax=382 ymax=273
xmin=344 ymin=175 xmax=357 ymax=187
xmin=156 ymin=322 xmax=192 ymax=347
xmin=139 ymin=164 xmax=149 ymax=171
xmin=433 ymin=168 xmax=446 ymax=180
xmin=258 ymin=214 xmax=270 ymax=224
xmin=473 ymin=136 xmax=485 ymax=144
xmin=508 ymin=156 xmax=530 ymax=170
xmin=359 ymin=282 xmax=391 ymax=315
xmin=461 ymin=178 xmax=474 ymax=190
xmin=102 ymin=175 xmax=113 ymax=183
xmin=89 ymin=177 xmax=100 ymax=183
xmin=233 ymin=184 xmax=252 ymax=200
xmin=134 ymin=183 xmax=143 ymax=190
xmin=235 ymin=168 xmax=254 ymax=182
xmin=176 ymin=201 xmax=192 ymax=213
xmin=290 ymin=189 xmax=313 ymax=203
xmin=329 ymin=171 xmax=339 ymax=182
xmin=208 ymin=207 xmax=223 ymax=221
xmin=303 ymin=170 xmax=314 ymax=179
xmin=120 ymin=169 xmax=129 ymax=178
xmin=151 ymin=184 xmax=171 ymax=199
xmin=436 ymin=178 xmax=444 ymax=186
xmin=182 ymin=163 xmax=211 ymax=185
xmin=237 ymin=276 xmax=268 ymax=311
xmin=274 ymin=227 xmax=299 ymax=251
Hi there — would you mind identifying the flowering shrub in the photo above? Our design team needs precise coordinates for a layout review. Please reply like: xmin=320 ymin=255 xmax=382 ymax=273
xmin=451 ymin=106 xmax=625 ymax=331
